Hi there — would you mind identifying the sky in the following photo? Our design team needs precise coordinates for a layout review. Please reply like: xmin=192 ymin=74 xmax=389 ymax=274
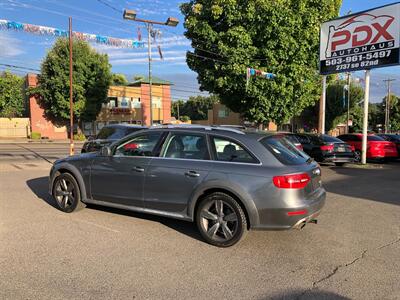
xmin=0 ymin=0 xmax=399 ymax=102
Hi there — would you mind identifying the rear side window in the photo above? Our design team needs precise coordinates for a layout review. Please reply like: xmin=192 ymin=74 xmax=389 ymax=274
xmin=162 ymin=133 xmax=209 ymax=160
xmin=212 ymin=137 xmax=258 ymax=164
xmin=260 ymin=136 xmax=309 ymax=165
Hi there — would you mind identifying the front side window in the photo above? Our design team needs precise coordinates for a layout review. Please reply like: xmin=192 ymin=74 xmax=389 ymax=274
xmin=115 ymin=133 xmax=161 ymax=157
xmin=212 ymin=137 xmax=257 ymax=163
xmin=163 ymin=133 xmax=209 ymax=160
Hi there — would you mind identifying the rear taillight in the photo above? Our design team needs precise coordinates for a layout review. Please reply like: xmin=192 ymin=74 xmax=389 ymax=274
xmin=320 ymin=144 xmax=334 ymax=152
xmin=350 ymin=145 xmax=355 ymax=151
xmin=273 ymin=173 xmax=311 ymax=189
xmin=296 ymin=144 xmax=303 ymax=151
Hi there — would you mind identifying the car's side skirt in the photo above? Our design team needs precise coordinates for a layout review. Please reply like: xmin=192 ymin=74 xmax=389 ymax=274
xmin=83 ymin=198 xmax=192 ymax=222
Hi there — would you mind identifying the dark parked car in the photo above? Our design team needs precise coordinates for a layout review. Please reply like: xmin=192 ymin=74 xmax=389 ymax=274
xmin=50 ymin=126 xmax=325 ymax=247
xmin=293 ymin=134 xmax=354 ymax=166
xmin=81 ymin=124 xmax=147 ymax=153
xmin=377 ymin=134 xmax=400 ymax=157
xmin=338 ymin=134 xmax=398 ymax=162
xmin=278 ymin=132 xmax=304 ymax=151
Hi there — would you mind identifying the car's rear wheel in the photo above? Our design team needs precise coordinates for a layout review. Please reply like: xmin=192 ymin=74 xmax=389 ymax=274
xmin=52 ymin=173 xmax=84 ymax=213
xmin=354 ymin=150 xmax=361 ymax=162
xmin=196 ymin=192 xmax=247 ymax=247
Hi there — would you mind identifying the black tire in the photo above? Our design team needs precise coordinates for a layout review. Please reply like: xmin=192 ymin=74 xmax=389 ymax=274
xmin=334 ymin=162 xmax=346 ymax=166
xmin=196 ymin=192 xmax=247 ymax=247
xmin=52 ymin=173 xmax=85 ymax=213
xmin=354 ymin=150 xmax=361 ymax=163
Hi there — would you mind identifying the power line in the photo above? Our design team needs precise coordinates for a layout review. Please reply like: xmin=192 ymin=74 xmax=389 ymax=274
xmin=94 ymin=0 xmax=123 ymax=14
xmin=0 ymin=63 xmax=40 ymax=72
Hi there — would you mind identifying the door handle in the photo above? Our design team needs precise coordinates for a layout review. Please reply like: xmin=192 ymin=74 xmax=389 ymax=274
xmin=185 ymin=170 xmax=200 ymax=177
xmin=133 ymin=166 xmax=145 ymax=172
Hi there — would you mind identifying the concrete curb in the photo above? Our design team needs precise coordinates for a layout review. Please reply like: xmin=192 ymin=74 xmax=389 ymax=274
xmin=0 ymin=139 xmax=85 ymax=144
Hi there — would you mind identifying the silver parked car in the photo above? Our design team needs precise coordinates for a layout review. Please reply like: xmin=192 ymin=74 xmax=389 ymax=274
xmin=49 ymin=126 xmax=325 ymax=247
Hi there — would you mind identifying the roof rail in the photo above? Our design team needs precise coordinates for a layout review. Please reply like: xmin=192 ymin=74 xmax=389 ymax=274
xmin=149 ymin=124 xmax=245 ymax=134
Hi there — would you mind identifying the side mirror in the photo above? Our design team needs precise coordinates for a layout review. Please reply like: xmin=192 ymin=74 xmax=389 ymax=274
xmin=100 ymin=146 xmax=112 ymax=156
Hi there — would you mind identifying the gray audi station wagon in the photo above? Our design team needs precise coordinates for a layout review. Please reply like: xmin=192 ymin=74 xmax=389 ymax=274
xmin=49 ymin=126 xmax=325 ymax=247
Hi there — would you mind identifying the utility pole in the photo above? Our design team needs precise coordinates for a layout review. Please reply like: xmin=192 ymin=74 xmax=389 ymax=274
xmin=346 ymin=72 xmax=351 ymax=133
xmin=177 ymin=101 xmax=180 ymax=121
xmin=383 ymin=78 xmax=395 ymax=133
xmin=69 ymin=17 xmax=74 ymax=156
xmin=146 ymin=23 xmax=153 ymax=126
xmin=319 ymin=76 xmax=327 ymax=134
xmin=123 ymin=10 xmax=179 ymax=126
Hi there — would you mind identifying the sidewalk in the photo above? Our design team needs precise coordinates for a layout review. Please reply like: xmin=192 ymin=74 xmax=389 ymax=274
xmin=0 ymin=138 xmax=85 ymax=144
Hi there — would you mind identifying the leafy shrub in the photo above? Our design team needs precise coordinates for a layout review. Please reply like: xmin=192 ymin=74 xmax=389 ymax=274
xmin=73 ymin=133 xmax=86 ymax=141
xmin=30 ymin=132 xmax=41 ymax=140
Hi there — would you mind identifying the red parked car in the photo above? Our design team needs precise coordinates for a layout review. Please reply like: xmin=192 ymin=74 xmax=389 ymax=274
xmin=337 ymin=134 xmax=398 ymax=162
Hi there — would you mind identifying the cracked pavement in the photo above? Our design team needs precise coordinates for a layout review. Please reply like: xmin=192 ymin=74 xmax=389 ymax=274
xmin=0 ymin=143 xmax=399 ymax=299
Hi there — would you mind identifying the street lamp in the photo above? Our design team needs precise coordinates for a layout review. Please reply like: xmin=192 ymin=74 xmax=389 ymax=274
xmin=123 ymin=9 xmax=179 ymax=126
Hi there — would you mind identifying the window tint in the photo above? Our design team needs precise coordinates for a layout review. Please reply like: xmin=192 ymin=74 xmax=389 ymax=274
xmin=322 ymin=135 xmax=344 ymax=143
xmin=96 ymin=127 xmax=116 ymax=139
xmin=367 ymin=135 xmax=385 ymax=141
xmin=212 ymin=137 xmax=257 ymax=163
xmin=163 ymin=134 xmax=209 ymax=160
xmin=283 ymin=134 xmax=300 ymax=144
xmin=115 ymin=133 xmax=161 ymax=157
xmin=295 ymin=135 xmax=310 ymax=144
xmin=261 ymin=136 xmax=309 ymax=165
xmin=337 ymin=135 xmax=348 ymax=141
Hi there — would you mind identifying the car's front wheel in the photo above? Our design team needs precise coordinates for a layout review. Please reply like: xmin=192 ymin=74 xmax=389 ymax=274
xmin=196 ymin=192 xmax=247 ymax=247
xmin=52 ymin=173 xmax=84 ymax=213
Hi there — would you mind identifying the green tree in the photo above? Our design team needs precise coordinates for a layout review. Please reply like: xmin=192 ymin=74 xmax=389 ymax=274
xmin=383 ymin=94 xmax=400 ymax=132
xmin=325 ymin=80 xmax=364 ymax=131
xmin=111 ymin=73 xmax=128 ymax=85
xmin=0 ymin=71 xmax=25 ymax=117
xmin=172 ymin=95 xmax=219 ymax=120
xmin=33 ymin=38 xmax=112 ymax=125
xmin=369 ymin=102 xmax=384 ymax=131
xmin=181 ymin=0 xmax=342 ymax=125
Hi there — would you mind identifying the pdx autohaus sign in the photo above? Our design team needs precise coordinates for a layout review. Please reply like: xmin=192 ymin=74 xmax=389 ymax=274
xmin=320 ymin=3 xmax=400 ymax=75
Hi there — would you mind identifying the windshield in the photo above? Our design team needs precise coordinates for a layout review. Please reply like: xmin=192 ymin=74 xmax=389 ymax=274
xmin=260 ymin=135 xmax=310 ymax=165
xmin=96 ymin=127 xmax=138 ymax=140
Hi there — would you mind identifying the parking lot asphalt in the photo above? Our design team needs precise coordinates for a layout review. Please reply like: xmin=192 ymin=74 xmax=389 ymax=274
xmin=0 ymin=143 xmax=399 ymax=299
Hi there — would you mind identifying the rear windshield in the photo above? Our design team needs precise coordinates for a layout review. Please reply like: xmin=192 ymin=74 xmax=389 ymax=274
xmin=97 ymin=127 xmax=140 ymax=140
xmin=260 ymin=135 xmax=310 ymax=165
xmin=367 ymin=135 xmax=385 ymax=141
xmin=322 ymin=135 xmax=343 ymax=143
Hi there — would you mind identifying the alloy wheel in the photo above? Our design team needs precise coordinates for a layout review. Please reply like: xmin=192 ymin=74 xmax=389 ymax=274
xmin=354 ymin=150 xmax=361 ymax=162
xmin=54 ymin=177 xmax=76 ymax=209
xmin=199 ymin=199 xmax=239 ymax=242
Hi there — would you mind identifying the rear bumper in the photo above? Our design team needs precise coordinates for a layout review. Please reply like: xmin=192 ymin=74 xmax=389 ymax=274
xmin=252 ymin=187 xmax=326 ymax=231
xmin=322 ymin=155 xmax=354 ymax=163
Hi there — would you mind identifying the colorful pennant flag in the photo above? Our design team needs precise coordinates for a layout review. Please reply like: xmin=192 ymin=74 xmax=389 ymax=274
xmin=0 ymin=19 xmax=145 ymax=49
xmin=246 ymin=67 xmax=276 ymax=87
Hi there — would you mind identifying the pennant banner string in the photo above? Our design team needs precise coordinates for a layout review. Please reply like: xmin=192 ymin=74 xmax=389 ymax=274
xmin=0 ymin=19 xmax=145 ymax=49
xmin=246 ymin=67 xmax=276 ymax=87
